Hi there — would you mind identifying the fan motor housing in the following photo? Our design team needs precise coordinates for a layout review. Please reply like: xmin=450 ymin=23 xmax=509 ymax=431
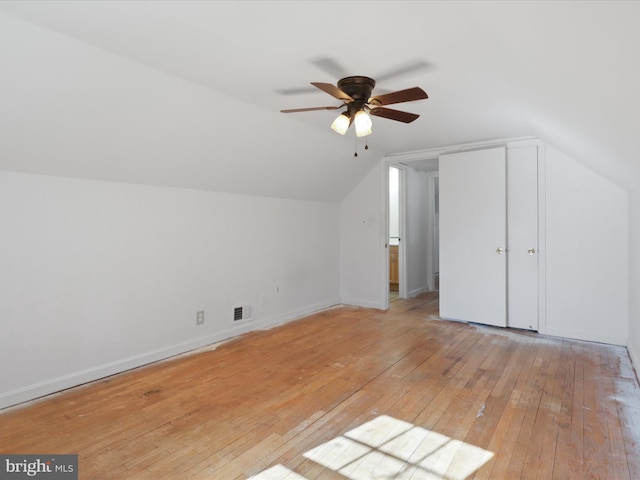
xmin=337 ymin=76 xmax=376 ymax=101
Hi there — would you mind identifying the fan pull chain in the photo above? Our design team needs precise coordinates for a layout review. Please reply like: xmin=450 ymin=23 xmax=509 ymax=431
xmin=353 ymin=135 xmax=370 ymax=157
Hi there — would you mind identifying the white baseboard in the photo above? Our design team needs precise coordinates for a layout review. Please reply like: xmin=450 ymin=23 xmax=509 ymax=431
xmin=340 ymin=296 xmax=384 ymax=309
xmin=0 ymin=299 xmax=341 ymax=411
xmin=544 ymin=327 xmax=627 ymax=347
xmin=408 ymin=286 xmax=428 ymax=298
xmin=253 ymin=299 xmax=342 ymax=331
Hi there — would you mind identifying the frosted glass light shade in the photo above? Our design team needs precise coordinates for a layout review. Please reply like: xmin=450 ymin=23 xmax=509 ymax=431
xmin=331 ymin=113 xmax=350 ymax=135
xmin=354 ymin=110 xmax=372 ymax=137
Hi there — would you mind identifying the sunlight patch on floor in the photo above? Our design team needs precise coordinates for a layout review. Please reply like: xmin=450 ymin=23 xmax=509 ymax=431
xmin=249 ymin=415 xmax=494 ymax=480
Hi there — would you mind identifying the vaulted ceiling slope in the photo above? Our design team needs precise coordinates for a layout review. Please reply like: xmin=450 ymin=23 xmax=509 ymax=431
xmin=1 ymin=1 xmax=639 ymax=202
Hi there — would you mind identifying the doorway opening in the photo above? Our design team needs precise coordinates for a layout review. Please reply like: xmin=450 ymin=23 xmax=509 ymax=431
xmin=386 ymin=160 xmax=439 ymax=307
xmin=388 ymin=165 xmax=402 ymax=301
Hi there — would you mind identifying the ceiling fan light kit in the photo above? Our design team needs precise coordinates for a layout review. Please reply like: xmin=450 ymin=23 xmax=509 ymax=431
xmin=353 ymin=110 xmax=372 ymax=137
xmin=281 ymin=74 xmax=428 ymax=148
xmin=331 ymin=112 xmax=351 ymax=135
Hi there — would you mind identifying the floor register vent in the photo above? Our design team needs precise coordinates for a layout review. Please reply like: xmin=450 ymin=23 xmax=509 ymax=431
xmin=233 ymin=304 xmax=253 ymax=322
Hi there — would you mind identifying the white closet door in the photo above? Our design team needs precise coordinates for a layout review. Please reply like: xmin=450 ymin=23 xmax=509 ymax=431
xmin=507 ymin=146 xmax=539 ymax=330
xmin=439 ymin=147 xmax=507 ymax=327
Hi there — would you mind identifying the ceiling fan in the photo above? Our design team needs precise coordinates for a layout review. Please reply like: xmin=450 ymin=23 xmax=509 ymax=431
xmin=280 ymin=75 xmax=428 ymax=137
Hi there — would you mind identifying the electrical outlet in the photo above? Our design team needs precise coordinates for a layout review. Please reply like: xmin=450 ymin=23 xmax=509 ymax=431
xmin=196 ymin=310 xmax=205 ymax=325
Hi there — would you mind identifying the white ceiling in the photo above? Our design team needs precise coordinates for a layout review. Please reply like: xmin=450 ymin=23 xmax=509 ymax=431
xmin=1 ymin=1 xmax=639 ymax=202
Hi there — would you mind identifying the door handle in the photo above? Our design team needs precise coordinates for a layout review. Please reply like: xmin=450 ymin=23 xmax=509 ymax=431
xmin=528 ymin=248 xmax=536 ymax=255
xmin=496 ymin=247 xmax=504 ymax=254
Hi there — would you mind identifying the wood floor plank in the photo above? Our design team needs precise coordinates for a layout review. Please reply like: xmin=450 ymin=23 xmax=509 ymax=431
xmin=479 ymin=335 xmax=541 ymax=479
xmin=531 ymin=338 xmax=562 ymax=480
xmin=549 ymin=339 xmax=577 ymax=480
xmin=1 ymin=292 xmax=639 ymax=480
xmin=468 ymin=336 xmax=532 ymax=480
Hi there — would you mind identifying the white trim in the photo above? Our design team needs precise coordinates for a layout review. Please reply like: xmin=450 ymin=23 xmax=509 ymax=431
xmin=425 ymin=172 xmax=439 ymax=292
xmin=381 ymin=163 xmax=391 ymax=310
xmin=544 ymin=328 xmax=627 ymax=347
xmin=384 ymin=136 xmax=539 ymax=163
xmin=340 ymin=297 xmax=385 ymax=310
xmin=398 ymin=167 xmax=407 ymax=299
xmin=408 ymin=286 xmax=429 ymax=298
xmin=537 ymin=142 xmax=548 ymax=335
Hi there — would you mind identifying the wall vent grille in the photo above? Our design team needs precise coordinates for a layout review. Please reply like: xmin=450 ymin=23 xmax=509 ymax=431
xmin=233 ymin=304 xmax=253 ymax=322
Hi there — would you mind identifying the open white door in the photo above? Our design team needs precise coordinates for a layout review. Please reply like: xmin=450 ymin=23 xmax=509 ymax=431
xmin=439 ymin=147 xmax=507 ymax=327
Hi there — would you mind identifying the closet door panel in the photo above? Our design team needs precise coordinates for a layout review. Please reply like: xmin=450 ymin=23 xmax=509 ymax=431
xmin=439 ymin=147 xmax=507 ymax=327
xmin=507 ymin=146 xmax=539 ymax=330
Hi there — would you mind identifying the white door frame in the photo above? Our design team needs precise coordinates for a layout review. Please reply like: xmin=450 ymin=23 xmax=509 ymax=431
xmin=383 ymin=156 xmax=441 ymax=307
xmin=397 ymin=165 xmax=407 ymax=299
xmin=386 ymin=163 xmax=407 ymax=300
xmin=425 ymin=172 xmax=439 ymax=292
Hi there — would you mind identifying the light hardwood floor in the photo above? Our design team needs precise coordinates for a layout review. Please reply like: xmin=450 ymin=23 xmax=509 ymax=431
xmin=2 ymin=292 xmax=639 ymax=479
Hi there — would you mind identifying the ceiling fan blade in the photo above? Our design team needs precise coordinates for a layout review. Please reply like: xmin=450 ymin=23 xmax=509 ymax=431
xmin=311 ymin=57 xmax=349 ymax=79
xmin=369 ymin=107 xmax=420 ymax=123
xmin=369 ymin=87 xmax=428 ymax=106
xmin=276 ymin=86 xmax=317 ymax=95
xmin=311 ymin=82 xmax=354 ymax=102
xmin=280 ymin=106 xmax=340 ymax=113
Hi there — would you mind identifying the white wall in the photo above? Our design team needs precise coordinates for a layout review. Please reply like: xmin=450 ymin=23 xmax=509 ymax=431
xmin=0 ymin=171 xmax=340 ymax=409
xmin=339 ymin=163 xmax=386 ymax=309
xmin=544 ymin=145 xmax=628 ymax=345
xmin=404 ymin=167 xmax=429 ymax=297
